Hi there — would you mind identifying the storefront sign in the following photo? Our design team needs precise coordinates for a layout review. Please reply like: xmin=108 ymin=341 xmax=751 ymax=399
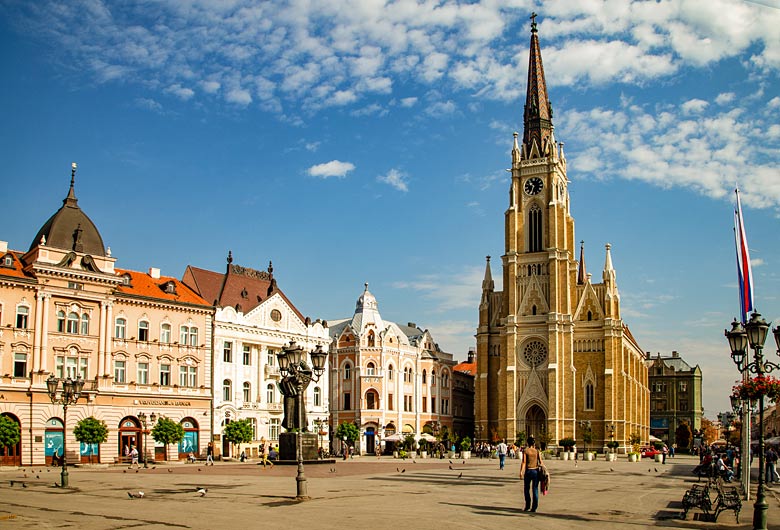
xmin=134 ymin=399 xmax=192 ymax=406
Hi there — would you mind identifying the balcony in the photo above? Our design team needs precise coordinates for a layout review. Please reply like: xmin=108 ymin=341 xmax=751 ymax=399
xmin=265 ymin=365 xmax=281 ymax=379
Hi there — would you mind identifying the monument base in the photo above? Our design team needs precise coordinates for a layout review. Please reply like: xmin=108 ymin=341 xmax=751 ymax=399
xmin=279 ymin=432 xmax=318 ymax=461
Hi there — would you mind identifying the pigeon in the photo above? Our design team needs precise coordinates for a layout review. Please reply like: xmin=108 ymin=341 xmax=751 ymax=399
xmin=128 ymin=491 xmax=144 ymax=499
xmin=449 ymin=460 xmax=453 ymax=464
xmin=412 ymin=459 xmax=416 ymax=464
xmin=9 ymin=481 xmax=14 ymax=487
xmin=462 ymin=460 xmax=465 ymax=465
xmin=648 ymin=468 xmax=651 ymax=472
xmin=458 ymin=472 xmax=463 ymax=479
xmin=449 ymin=465 xmax=453 ymax=470
xmin=167 ymin=469 xmax=173 ymax=473
xmin=401 ymin=469 xmax=406 ymax=473
xmin=198 ymin=468 xmax=202 ymax=472
xmin=36 ymin=475 xmax=40 ymax=479
xmin=53 ymin=483 xmax=60 ymax=488
xmin=123 ymin=470 xmax=127 ymax=473
xmin=152 ymin=466 xmax=156 ymax=470
xmin=654 ymin=468 xmax=658 ymax=473
xmin=47 ymin=469 xmax=51 ymax=472
xmin=22 ymin=483 xmax=27 ymax=488
xmin=197 ymin=488 xmax=207 ymax=497
xmin=609 ymin=468 xmax=614 ymax=472
xmin=135 ymin=470 xmax=139 ymax=473
xmin=397 ymin=467 xmax=400 ymax=472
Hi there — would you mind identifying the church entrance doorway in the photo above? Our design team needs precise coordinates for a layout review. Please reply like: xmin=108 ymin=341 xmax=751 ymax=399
xmin=526 ymin=405 xmax=546 ymax=445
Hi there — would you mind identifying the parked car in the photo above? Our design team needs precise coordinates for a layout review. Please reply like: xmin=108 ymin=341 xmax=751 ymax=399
xmin=641 ymin=446 xmax=662 ymax=458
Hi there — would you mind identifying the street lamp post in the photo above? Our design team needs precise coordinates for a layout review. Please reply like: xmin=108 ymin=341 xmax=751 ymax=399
xmin=46 ymin=375 xmax=85 ymax=488
xmin=138 ymin=412 xmax=157 ymax=468
xmin=313 ymin=417 xmax=325 ymax=458
xmin=725 ymin=312 xmax=780 ymax=530
xmin=276 ymin=341 xmax=328 ymax=501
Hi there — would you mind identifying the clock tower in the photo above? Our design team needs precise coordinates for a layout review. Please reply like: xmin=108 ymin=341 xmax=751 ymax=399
xmin=476 ymin=15 xmax=649 ymax=450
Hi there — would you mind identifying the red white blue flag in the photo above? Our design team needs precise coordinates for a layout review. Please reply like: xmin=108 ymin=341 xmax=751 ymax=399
xmin=733 ymin=188 xmax=754 ymax=324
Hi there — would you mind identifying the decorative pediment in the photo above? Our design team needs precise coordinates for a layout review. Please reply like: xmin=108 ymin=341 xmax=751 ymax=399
xmin=518 ymin=368 xmax=548 ymax=404
xmin=574 ymin=283 xmax=604 ymax=322
xmin=519 ymin=272 xmax=549 ymax=316
xmin=582 ymin=363 xmax=596 ymax=388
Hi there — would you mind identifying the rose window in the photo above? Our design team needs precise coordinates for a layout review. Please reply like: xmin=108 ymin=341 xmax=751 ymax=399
xmin=523 ymin=341 xmax=547 ymax=367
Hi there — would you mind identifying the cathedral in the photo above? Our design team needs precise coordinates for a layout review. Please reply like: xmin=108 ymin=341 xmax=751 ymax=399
xmin=475 ymin=18 xmax=649 ymax=451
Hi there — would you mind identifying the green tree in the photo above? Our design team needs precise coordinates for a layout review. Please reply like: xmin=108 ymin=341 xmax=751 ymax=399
xmin=0 ymin=416 xmax=21 ymax=461
xmin=402 ymin=434 xmax=417 ymax=452
xmin=335 ymin=422 xmax=359 ymax=448
xmin=223 ymin=419 xmax=254 ymax=457
xmin=581 ymin=428 xmax=593 ymax=452
xmin=628 ymin=432 xmax=642 ymax=453
xmin=675 ymin=421 xmax=693 ymax=450
xmin=151 ymin=417 xmax=184 ymax=460
xmin=73 ymin=417 xmax=108 ymax=464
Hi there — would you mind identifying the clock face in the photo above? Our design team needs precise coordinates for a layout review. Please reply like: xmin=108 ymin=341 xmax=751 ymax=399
xmin=524 ymin=177 xmax=544 ymax=196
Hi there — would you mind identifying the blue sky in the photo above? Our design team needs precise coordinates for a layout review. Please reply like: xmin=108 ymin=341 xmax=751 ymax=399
xmin=1 ymin=0 xmax=779 ymax=418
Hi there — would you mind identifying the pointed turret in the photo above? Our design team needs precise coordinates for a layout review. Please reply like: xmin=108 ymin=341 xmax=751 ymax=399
xmin=522 ymin=13 xmax=554 ymax=160
xmin=577 ymin=241 xmax=586 ymax=285
xmin=603 ymin=243 xmax=617 ymax=287
xmin=482 ymin=256 xmax=495 ymax=292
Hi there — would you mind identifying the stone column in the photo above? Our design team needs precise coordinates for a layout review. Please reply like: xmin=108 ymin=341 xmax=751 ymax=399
xmin=33 ymin=291 xmax=45 ymax=371
xmin=40 ymin=294 xmax=50 ymax=372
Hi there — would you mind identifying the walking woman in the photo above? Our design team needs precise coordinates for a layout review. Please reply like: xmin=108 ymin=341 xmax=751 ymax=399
xmin=519 ymin=436 xmax=544 ymax=512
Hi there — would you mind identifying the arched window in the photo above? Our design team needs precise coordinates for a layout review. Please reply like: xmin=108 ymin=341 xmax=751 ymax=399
xmin=115 ymin=318 xmax=126 ymax=338
xmin=344 ymin=363 xmax=352 ymax=380
xmin=431 ymin=370 xmax=436 ymax=386
xmin=421 ymin=370 xmax=427 ymax=384
xmin=365 ymin=389 xmax=379 ymax=409
xmin=442 ymin=372 xmax=449 ymax=388
xmin=80 ymin=313 xmax=89 ymax=335
xmin=313 ymin=386 xmax=321 ymax=407
xmin=585 ymin=382 xmax=595 ymax=410
xmin=367 ymin=330 xmax=375 ymax=347
xmin=366 ymin=362 xmax=375 ymax=376
xmin=587 ymin=311 xmax=593 ymax=321
xmin=67 ymin=312 xmax=79 ymax=334
xmin=160 ymin=323 xmax=172 ymax=343
xmin=528 ymin=204 xmax=543 ymax=252
xmin=387 ymin=364 xmax=394 ymax=381
xmin=266 ymin=384 xmax=275 ymax=404
xmin=223 ymin=379 xmax=232 ymax=402
xmin=242 ymin=382 xmax=251 ymax=402
xmin=57 ymin=311 xmax=66 ymax=332
xmin=138 ymin=320 xmax=149 ymax=342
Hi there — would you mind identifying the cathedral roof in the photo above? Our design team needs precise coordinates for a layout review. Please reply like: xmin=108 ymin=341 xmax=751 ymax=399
xmin=522 ymin=13 xmax=554 ymax=159
xmin=30 ymin=164 xmax=106 ymax=256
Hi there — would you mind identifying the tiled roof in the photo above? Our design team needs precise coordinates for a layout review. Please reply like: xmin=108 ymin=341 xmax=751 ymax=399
xmin=454 ymin=361 xmax=477 ymax=375
xmin=116 ymin=269 xmax=210 ymax=307
xmin=0 ymin=251 xmax=34 ymax=280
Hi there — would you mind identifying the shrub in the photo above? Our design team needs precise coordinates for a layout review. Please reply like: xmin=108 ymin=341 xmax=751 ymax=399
xmin=559 ymin=437 xmax=576 ymax=450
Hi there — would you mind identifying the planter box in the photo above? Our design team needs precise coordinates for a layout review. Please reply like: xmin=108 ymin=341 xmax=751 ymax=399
xmin=606 ymin=453 xmax=617 ymax=461
xmin=560 ymin=452 xmax=569 ymax=460
xmin=584 ymin=452 xmax=595 ymax=461
xmin=420 ymin=451 xmax=427 ymax=459
xmin=461 ymin=451 xmax=471 ymax=459
xmin=654 ymin=454 xmax=663 ymax=463
xmin=628 ymin=453 xmax=639 ymax=462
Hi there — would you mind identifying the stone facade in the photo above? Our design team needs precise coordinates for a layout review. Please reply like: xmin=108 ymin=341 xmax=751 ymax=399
xmin=475 ymin=22 xmax=649 ymax=451
xmin=0 ymin=170 xmax=213 ymax=465
xmin=327 ymin=284 xmax=455 ymax=455
xmin=646 ymin=351 xmax=703 ymax=448
xmin=182 ymin=258 xmax=330 ymax=458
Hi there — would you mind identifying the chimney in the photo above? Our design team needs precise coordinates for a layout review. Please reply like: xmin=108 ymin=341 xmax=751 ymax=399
xmin=672 ymin=350 xmax=679 ymax=357
xmin=0 ymin=241 xmax=7 ymax=253
xmin=407 ymin=322 xmax=416 ymax=328
xmin=468 ymin=347 xmax=476 ymax=363
xmin=149 ymin=267 xmax=161 ymax=279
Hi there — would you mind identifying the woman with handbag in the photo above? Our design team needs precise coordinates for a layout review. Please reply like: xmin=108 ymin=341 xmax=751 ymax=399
xmin=519 ymin=436 xmax=544 ymax=512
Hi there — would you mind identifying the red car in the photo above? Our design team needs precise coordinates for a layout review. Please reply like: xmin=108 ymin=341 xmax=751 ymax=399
xmin=641 ymin=446 xmax=662 ymax=458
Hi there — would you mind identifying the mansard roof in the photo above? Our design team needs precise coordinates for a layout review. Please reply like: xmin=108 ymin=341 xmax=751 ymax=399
xmin=116 ymin=269 xmax=210 ymax=307
xmin=0 ymin=251 xmax=34 ymax=281
xmin=30 ymin=167 xmax=106 ymax=257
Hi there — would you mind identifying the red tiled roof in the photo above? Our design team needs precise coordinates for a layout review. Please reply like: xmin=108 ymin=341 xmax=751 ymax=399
xmin=116 ymin=269 xmax=210 ymax=307
xmin=453 ymin=361 xmax=477 ymax=375
xmin=0 ymin=251 xmax=33 ymax=280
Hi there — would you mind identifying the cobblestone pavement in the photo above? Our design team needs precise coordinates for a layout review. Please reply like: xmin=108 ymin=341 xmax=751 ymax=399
xmin=1 ymin=454 xmax=778 ymax=529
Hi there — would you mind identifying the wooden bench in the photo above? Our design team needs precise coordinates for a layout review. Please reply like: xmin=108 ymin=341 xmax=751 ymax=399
xmin=681 ymin=484 xmax=712 ymax=519
xmin=713 ymin=485 xmax=741 ymax=523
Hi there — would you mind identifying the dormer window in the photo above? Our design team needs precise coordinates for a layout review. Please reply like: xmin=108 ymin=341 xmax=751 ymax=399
xmin=121 ymin=273 xmax=132 ymax=286
xmin=2 ymin=254 xmax=13 ymax=267
xmin=163 ymin=281 xmax=177 ymax=295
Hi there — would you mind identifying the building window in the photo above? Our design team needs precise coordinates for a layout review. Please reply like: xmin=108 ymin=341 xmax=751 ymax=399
xmin=57 ymin=311 xmax=66 ymax=332
xmin=160 ymin=323 xmax=171 ymax=343
xmin=404 ymin=395 xmax=412 ymax=412
xmin=422 ymin=396 xmax=427 ymax=412
xmin=138 ymin=362 xmax=149 ymax=384
xmin=13 ymin=353 xmax=27 ymax=378
xmin=138 ymin=321 xmax=149 ymax=342
xmin=442 ymin=398 xmax=449 ymax=415
xmin=269 ymin=418 xmax=280 ymax=440
xmin=115 ymin=318 xmax=126 ymax=339
xmin=313 ymin=386 xmax=321 ymax=407
xmin=344 ymin=393 xmax=351 ymax=410
xmin=388 ymin=393 xmax=394 ymax=411
xmin=387 ymin=365 xmax=394 ymax=381
xmin=267 ymin=348 xmax=275 ymax=366
xmin=115 ymin=360 xmax=126 ymax=383
xmin=223 ymin=341 xmax=233 ymax=363
xmin=404 ymin=367 xmax=412 ymax=383
xmin=57 ymin=357 xmax=87 ymax=379
xmin=679 ymin=400 xmax=689 ymax=411
xmin=16 ymin=306 xmax=29 ymax=328
xmin=422 ymin=370 xmax=427 ymax=384
xmin=585 ymin=383 xmax=595 ymax=410
xmin=528 ymin=204 xmax=543 ymax=252
xmin=243 ymin=345 xmax=251 ymax=365
xmin=365 ymin=390 xmax=378 ymax=409
xmin=160 ymin=364 xmax=171 ymax=386
xmin=266 ymin=384 xmax=275 ymax=404
xmin=366 ymin=362 xmax=376 ymax=376
xmin=344 ymin=363 xmax=351 ymax=380
xmin=431 ymin=370 xmax=436 ymax=386
xmin=249 ymin=418 xmax=257 ymax=440
xmin=179 ymin=366 xmax=197 ymax=387
xmin=223 ymin=379 xmax=232 ymax=401
xmin=180 ymin=326 xmax=198 ymax=346
xmin=243 ymin=382 xmax=251 ymax=402
xmin=367 ymin=330 xmax=375 ymax=347
xmin=442 ymin=372 xmax=449 ymax=388
xmin=679 ymin=381 xmax=688 ymax=392
xmin=431 ymin=396 xmax=436 ymax=413
xmin=67 ymin=312 xmax=79 ymax=334
xmin=80 ymin=313 xmax=89 ymax=335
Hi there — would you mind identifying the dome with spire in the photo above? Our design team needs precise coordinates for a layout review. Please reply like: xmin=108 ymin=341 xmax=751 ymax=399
xmin=355 ymin=282 xmax=378 ymax=312
xmin=29 ymin=164 xmax=106 ymax=257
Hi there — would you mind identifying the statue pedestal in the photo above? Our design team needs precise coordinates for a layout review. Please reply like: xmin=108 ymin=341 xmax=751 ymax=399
xmin=279 ymin=432 xmax=318 ymax=461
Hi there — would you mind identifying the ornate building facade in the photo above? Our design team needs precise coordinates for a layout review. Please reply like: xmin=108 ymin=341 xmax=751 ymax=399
xmin=182 ymin=257 xmax=330 ymax=457
xmin=646 ymin=351 xmax=703 ymax=448
xmin=475 ymin=20 xmax=649 ymax=451
xmin=0 ymin=167 xmax=213 ymax=465
xmin=327 ymin=284 xmax=455 ymax=455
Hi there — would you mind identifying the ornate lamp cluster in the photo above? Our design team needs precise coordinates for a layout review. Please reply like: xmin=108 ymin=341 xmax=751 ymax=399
xmin=138 ymin=411 xmax=157 ymax=468
xmin=724 ymin=311 xmax=780 ymax=530
xmin=46 ymin=375 xmax=86 ymax=488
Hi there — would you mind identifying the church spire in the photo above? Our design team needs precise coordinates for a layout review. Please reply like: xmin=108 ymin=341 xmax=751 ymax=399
xmin=64 ymin=162 xmax=78 ymax=206
xmin=603 ymin=243 xmax=617 ymax=286
xmin=577 ymin=241 xmax=586 ymax=285
xmin=522 ymin=13 xmax=553 ymax=159
xmin=482 ymin=256 xmax=494 ymax=291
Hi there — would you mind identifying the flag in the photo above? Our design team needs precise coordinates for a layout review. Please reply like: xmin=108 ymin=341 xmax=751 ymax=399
xmin=733 ymin=188 xmax=754 ymax=324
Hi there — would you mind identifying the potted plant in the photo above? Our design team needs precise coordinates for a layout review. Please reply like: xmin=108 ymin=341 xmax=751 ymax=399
xmin=418 ymin=439 xmax=428 ymax=458
xmin=606 ymin=440 xmax=619 ymax=461
xmin=558 ymin=437 xmax=575 ymax=460
xmin=460 ymin=436 xmax=472 ymax=459
xmin=627 ymin=451 xmax=640 ymax=462
xmin=403 ymin=434 xmax=417 ymax=459
xmin=653 ymin=441 xmax=665 ymax=462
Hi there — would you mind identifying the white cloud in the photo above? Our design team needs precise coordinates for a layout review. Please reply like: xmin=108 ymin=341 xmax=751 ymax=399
xmin=393 ymin=265 xmax=486 ymax=313
xmin=425 ymin=100 xmax=456 ymax=118
xmin=400 ymin=97 xmax=418 ymax=107
xmin=225 ymin=88 xmax=252 ymax=106
xmin=681 ymin=98 xmax=709 ymax=114
xmin=134 ymin=97 xmax=162 ymax=112
xmin=377 ymin=169 xmax=409 ymax=192
xmin=307 ymin=160 xmax=355 ymax=179
xmin=715 ymin=92 xmax=735 ymax=105
xmin=305 ymin=141 xmax=320 ymax=152
xmin=769 ymin=97 xmax=780 ymax=109
xmin=165 ymin=83 xmax=195 ymax=100
xmin=201 ymin=80 xmax=221 ymax=94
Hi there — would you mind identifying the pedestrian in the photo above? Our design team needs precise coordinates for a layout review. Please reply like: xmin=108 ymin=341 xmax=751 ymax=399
xmin=240 ymin=450 xmax=246 ymax=462
xmin=206 ymin=442 xmax=214 ymax=465
xmin=766 ymin=447 xmax=779 ymax=483
xmin=716 ymin=453 xmax=734 ymax=482
xmin=129 ymin=445 xmax=140 ymax=469
xmin=260 ymin=438 xmax=273 ymax=469
xmin=519 ymin=436 xmax=544 ymax=513
xmin=497 ymin=439 xmax=508 ymax=470
xmin=671 ymin=444 xmax=676 ymax=458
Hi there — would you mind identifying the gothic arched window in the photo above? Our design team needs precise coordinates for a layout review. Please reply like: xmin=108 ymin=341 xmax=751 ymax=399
xmin=528 ymin=204 xmax=543 ymax=252
xmin=585 ymin=382 xmax=595 ymax=410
